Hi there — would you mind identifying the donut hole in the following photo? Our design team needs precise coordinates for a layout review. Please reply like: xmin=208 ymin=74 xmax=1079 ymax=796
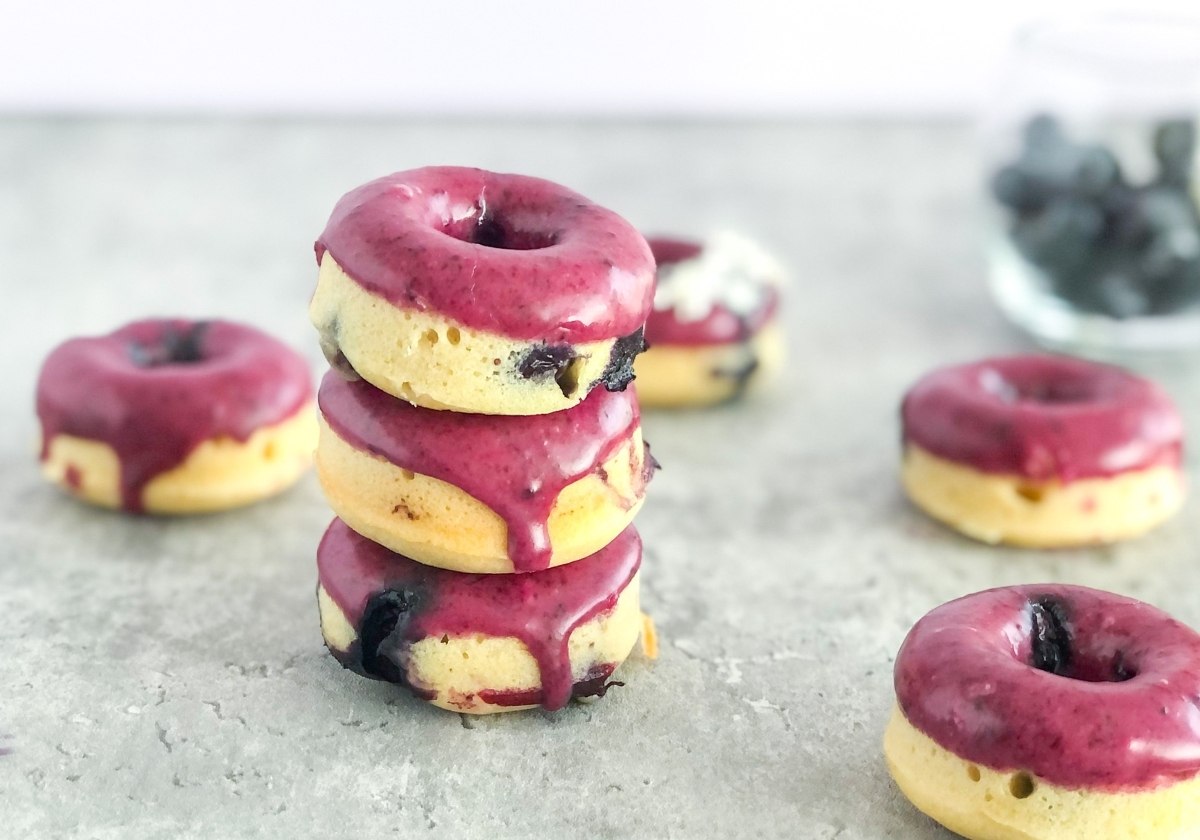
xmin=128 ymin=322 xmax=209 ymax=367
xmin=440 ymin=208 xmax=557 ymax=251
xmin=979 ymin=368 xmax=1096 ymax=406
xmin=1009 ymin=772 xmax=1036 ymax=799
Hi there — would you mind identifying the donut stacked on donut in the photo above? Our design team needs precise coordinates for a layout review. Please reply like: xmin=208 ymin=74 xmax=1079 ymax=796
xmin=36 ymin=319 xmax=316 ymax=514
xmin=635 ymin=232 xmax=785 ymax=407
xmin=900 ymin=354 xmax=1185 ymax=546
xmin=309 ymin=166 xmax=658 ymax=714
xmin=886 ymin=585 xmax=1200 ymax=838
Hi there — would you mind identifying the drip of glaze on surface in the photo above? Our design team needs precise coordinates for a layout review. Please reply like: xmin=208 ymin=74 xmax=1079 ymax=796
xmin=36 ymin=319 xmax=313 ymax=512
xmin=318 ymin=518 xmax=642 ymax=711
xmin=319 ymin=371 xmax=647 ymax=572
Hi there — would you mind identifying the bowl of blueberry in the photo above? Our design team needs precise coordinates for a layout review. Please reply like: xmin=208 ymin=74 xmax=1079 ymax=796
xmin=986 ymin=14 xmax=1200 ymax=354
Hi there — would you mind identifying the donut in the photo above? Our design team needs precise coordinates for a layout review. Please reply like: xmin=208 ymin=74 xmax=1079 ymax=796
xmin=900 ymin=354 xmax=1185 ymax=546
xmin=634 ymin=232 xmax=784 ymax=408
xmin=885 ymin=584 xmax=1200 ymax=838
xmin=37 ymin=319 xmax=316 ymax=514
xmin=317 ymin=518 xmax=643 ymax=714
xmin=310 ymin=166 xmax=655 ymax=416
xmin=315 ymin=369 xmax=655 ymax=574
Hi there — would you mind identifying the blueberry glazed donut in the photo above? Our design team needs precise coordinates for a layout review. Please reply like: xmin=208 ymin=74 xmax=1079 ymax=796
xmin=634 ymin=232 xmax=784 ymax=408
xmin=317 ymin=518 xmax=644 ymax=714
xmin=311 ymin=166 xmax=654 ymax=416
xmin=316 ymin=370 xmax=655 ymax=574
xmin=901 ymin=354 xmax=1185 ymax=546
xmin=37 ymin=319 xmax=316 ymax=513
xmin=885 ymin=585 xmax=1200 ymax=838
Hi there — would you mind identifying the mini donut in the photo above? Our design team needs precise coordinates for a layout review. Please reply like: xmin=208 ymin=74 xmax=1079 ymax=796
xmin=37 ymin=319 xmax=316 ymax=514
xmin=317 ymin=518 xmax=643 ymax=714
xmin=315 ymin=369 xmax=655 ymax=574
xmin=311 ymin=166 xmax=654 ymax=416
xmin=900 ymin=354 xmax=1185 ymax=546
xmin=634 ymin=232 xmax=784 ymax=408
xmin=885 ymin=584 xmax=1200 ymax=839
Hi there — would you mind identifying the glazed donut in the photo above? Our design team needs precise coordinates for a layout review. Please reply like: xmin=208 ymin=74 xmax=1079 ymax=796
xmin=37 ymin=319 xmax=316 ymax=514
xmin=315 ymin=370 xmax=655 ymax=574
xmin=885 ymin=584 xmax=1200 ymax=838
xmin=634 ymin=232 xmax=784 ymax=408
xmin=900 ymin=354 xmax=1184 ymax=546
xmin=311 ymin=166 xmax=655 ymax=416
xmin=317 ymin=518 xmax=643 ymax=714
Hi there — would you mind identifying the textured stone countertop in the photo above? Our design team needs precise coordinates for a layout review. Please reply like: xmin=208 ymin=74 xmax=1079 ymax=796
xmin=2 ymin=120 xmax=1198 ymax=839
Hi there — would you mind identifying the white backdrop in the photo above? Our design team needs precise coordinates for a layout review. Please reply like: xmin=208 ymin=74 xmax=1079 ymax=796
xmin=2 ymin=0 xmax=1195 ymax=115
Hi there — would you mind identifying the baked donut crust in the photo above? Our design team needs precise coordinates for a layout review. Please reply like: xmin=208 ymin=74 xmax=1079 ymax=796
xmin=316 ymin=370 xmax=653 ymax=573
xmin=42 ymin=408 xmax=316 ymax=514
xmin=884 ymin=706 xmax=1200 ymax=840
xmin=634 ymin=322 xmax=784 ymax=408
xmin=901 ymin=443 xmax=1184 ymax=546
xmin=317 ymin=415 xmax=647 ymax=574
xmin=317 ymin=519 xmax=644 ymax=714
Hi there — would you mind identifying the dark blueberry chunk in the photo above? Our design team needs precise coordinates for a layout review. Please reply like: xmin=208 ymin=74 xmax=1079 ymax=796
xmin=128 ymin=321 xmax=209 ymax=367
xmin=1029 ymin=596 xmax=1072 ymax=677
xmin=711 ymin=353 xmax=760 ymax=403
xmin=597 ymin=328 xmax=646 ymax=392
xmin=318 ymin=325 xmax=361 ymax=381
xmin=358 ymin=587 xmax=422 ymax=684
xmin=518 ymin=343 xmax=582 ymax=398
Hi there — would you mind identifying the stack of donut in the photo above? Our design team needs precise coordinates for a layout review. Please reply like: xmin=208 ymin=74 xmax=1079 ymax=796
xmin=309 ymin=166 xmax=659 ymax=714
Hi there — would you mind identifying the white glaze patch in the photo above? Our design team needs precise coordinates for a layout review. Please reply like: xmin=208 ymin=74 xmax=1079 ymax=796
xmin=653 ymin=231 xmax=784 ymax=323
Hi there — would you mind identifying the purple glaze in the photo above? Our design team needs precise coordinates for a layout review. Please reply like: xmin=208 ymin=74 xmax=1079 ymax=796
xmin=901 ymin=355 xmax=1183 ymax=482
xmin=317 ymin=518 xmax=641 ymax=711
xmin=316 ymin=167 xmax=655 ymax=343
xmin=318 ymin=371 xmax=651 ymax=573
xmin=644 ymin=236 xmax=780 ymax=347
xmin=896 ymin=584 xmax=1200 ymax=791
xmin=36 ymin=319 xmax=313 ymax=512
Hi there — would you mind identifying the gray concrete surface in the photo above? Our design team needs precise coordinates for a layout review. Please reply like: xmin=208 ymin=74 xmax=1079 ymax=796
xmin=1 ymin=119 xmax=1197 ymax=839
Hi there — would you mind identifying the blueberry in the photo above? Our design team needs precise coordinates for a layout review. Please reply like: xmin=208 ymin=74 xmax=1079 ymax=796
xmin=1154 ymin=119 xmax=1196 ymax=185
xmin=518 ymin=343 xmax=582 ymax=398
xmin=991 ymin=166 xmax=1047 ymax=213
xmin=128 ymin=321 xmax=209 ymax=367
xmin=358 ymin=587 xmax=422 ymax=684
xmin=1011 ymin=199 xmax=1104 ymax=268
xmin=1023 ymin=113 xmax=1064 ymax=152
xmin=597 ymin=328 xmax=646 ymax=392
xmin=1072 ymin=146 xmax=1120 ymax=197
xmin=1029 ymin=596 xmax=1072 ymax=677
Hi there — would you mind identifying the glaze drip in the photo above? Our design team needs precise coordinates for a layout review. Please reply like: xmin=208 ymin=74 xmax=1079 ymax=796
xmin=318 ymin=371 xmax=647 ymax=572
xmin=318 ymin=519 xmax=641 ymax=711
xmin=36 ymin=319 xmax=313 ymax=512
